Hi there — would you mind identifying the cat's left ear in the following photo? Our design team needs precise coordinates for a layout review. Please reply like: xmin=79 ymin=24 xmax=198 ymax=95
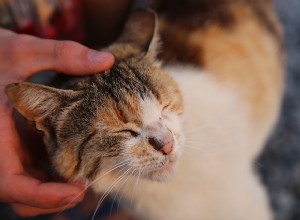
xmin=111 ymin=8 xmax=159 ymax=60
xmin=5 ymin=82 xmax=79 ymax=129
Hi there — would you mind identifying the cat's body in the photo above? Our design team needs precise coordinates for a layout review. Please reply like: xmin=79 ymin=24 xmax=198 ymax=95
xmin=5 ymin=1 xmax=283 ymax=219
xmin=96 ymin=67 xmax=273 ymax=220
xmin=97 ymin=2 xmax=282 ymax=219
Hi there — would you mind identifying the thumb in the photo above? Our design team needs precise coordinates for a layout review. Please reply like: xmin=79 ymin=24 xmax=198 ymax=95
xmin=19 ymin=35 xmax=114 ymax=76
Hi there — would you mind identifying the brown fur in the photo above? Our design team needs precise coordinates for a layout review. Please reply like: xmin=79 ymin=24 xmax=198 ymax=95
xmin=4 ymin=3 xmax=284 ymax=219
xmin=156 ymin=1 xmax=283 ymax=131
xmin=5 ymin=9 xmax=184 ymax=183
xmin=196 ymin=4 xmax=282 ymax=129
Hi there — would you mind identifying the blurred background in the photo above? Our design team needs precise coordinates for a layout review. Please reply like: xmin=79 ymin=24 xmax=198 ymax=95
xmin=0 ymin=0 xmax=300 ymax=219
xmin=258 ymin=0 xmax=300 ymax=220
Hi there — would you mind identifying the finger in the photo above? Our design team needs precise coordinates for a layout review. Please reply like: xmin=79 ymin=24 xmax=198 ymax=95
xmin=11 ymin=202 xmax=77 ymax=217
xmin=40 ymin=39 xmax=115 ymax=74
xmin=7 ymin=174 xmax=85 ymax=209
xmin=12 ymin=34 xmax=115 ymax=77
xmin=0 ymin=107 xmax=85 ymax=209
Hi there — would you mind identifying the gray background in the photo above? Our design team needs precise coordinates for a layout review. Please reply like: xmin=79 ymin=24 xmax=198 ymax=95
xmin=0 ymin=0 xmax=300 ymax=219
xmin=258 ymin=0 xmax=300 ymax=220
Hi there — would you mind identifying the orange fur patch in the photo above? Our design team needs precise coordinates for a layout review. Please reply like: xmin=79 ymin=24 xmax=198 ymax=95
xmin=160 ymin=3 xmax=283 ymax=129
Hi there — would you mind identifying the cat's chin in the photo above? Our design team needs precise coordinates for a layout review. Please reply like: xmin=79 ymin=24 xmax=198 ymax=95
xmin=146 ymin=157 xmax=179 ymax=182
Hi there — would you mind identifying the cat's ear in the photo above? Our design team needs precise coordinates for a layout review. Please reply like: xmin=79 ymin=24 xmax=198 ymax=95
xmin=111 ymin=8 xmax=159 ymax=60
xmin=5 ymin=82 xmax=77 ymax=123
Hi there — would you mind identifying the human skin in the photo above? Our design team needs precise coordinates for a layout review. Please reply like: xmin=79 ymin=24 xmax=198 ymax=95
xmin=0 ymin=28 xmax=114 ymax=217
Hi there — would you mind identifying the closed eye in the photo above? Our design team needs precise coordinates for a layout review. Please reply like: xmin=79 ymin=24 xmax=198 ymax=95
xmin=162 ymin=104 xmax=171 ymax=118
xmin=162 ymin=104 xmax=170 ymax=111
xmin=121 ymin=129 xmax=140 ymax=137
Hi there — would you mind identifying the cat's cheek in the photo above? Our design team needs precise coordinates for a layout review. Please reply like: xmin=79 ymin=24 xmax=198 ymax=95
xmin=122 ymin=137 xmax=141 ymax=157
xmin=147 ymin=158 xmax=179 ymax=182
xmin=173 ymin=132 xmax=185 ymax=157
xmin=121 ymin=138 xmax=150 ymax=166
xmin=162 ymin=112 xmax=183 ymax=135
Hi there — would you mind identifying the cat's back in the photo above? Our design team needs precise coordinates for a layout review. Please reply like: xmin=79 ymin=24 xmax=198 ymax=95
xmin=118 ymin=1 xmax=284 ymax=220
xmin=155 ymin=0 xmax=283 ymax=156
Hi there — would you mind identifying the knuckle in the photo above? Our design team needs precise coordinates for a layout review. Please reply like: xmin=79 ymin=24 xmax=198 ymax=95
xmin=53 ymin=40 xmax=77 ymax=59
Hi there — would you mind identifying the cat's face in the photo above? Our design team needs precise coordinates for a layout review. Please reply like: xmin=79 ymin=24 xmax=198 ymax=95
xmin=75 ymin=60 xmax=184 ymax=182
xmin=90 ymin=59 xmax=183 ymax=182
xmin=5 ymin=9 xmax=184 ymax=182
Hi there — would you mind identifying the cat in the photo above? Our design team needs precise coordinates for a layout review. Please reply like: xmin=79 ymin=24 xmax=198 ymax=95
xmin=5 ymin=1 xmax=283 ymax=219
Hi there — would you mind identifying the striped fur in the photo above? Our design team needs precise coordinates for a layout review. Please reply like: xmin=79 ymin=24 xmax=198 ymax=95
xmin=5 ymin=9 xmax=184 ymax=183
xmin=5 ymin=2 xmax=284 ymax=219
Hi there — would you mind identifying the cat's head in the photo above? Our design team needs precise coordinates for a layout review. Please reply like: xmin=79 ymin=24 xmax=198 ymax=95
xmin=5 ymin=9 xmax=184 ymax=183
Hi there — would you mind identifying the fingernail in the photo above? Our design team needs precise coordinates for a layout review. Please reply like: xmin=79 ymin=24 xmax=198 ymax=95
xmin=60 ymin=195 xmax=83 ymax=207
xmin=87 ymin=50 xmax=114 ymax=64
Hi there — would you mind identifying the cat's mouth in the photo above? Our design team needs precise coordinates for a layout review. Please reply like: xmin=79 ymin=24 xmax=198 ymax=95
xmin=141 ymin=132 xmax=183 ymax=181
xmin=144 ymin=153 xmax=180 ymax=182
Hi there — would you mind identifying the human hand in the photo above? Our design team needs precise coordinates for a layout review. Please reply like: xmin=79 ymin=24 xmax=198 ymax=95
xmin=0 ymin=28 xmax=114 ymax=217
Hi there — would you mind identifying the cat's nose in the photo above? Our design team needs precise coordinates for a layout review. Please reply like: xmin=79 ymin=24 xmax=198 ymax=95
xmin=148 ymin=136 xmax=174 ymax=155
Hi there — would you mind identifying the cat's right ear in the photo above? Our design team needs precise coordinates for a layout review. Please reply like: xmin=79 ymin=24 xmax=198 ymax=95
xmin=110 ymin=8 xmax=159 ymax=60
xmin=5 ymin=82 xmax=78 ymax=123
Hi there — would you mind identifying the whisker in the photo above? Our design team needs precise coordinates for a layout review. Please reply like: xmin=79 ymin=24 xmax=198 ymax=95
xmin=185 ymin=138 xmax=219 ymax=147
xmin=116 ymin=169 xmax=138 ymax=212
xmin=91 ymin=167 xmax=132 ymax=220
xmin=109 ymin=169 xmax=133 ymax=216
xmin=184 ymin=138 xmax=235 ymax=152
xmin=88 ymin=159 xmax=131 ymax=188
xmin=128 ymin=168 xmax=140 ymax=210
xmin=53 ymin=159 xmax=131 ymax=219
xmin=184 ymin=125 xmax=210 ymax=136
xmin=130 ymin=168 xmax=143 ymax=210
xmin=183 ymin=150 xmax=205 ymax=162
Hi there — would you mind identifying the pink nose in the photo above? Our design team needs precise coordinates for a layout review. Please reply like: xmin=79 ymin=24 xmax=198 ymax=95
xmin=148 ymin=136 xmax=174 ymax=155
xmin=161 ymin=138 xmax=174 ymax=154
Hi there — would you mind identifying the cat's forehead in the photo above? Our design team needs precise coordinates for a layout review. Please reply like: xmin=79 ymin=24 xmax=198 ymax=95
xmin=140 ymin=96 xmax=161 ymax=125
xmin=98 ymin=60 xmax=159 ymax=101
xmin=92 ymin=59 xmax=182 ymax=127
xmin=97 ymin=95 xmax=162 ymax=129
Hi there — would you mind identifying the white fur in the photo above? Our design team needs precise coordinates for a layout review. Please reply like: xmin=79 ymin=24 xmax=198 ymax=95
xmin=141 ymin=97 xmax=161 ymax=125
xmin=140 ymin=96 xmax=184 ymax=159
xmin=95 ymin=65 xmax=273 ymax=220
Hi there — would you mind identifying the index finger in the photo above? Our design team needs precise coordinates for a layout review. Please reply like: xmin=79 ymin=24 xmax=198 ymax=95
xmin=6 ymin=174 xmax=85 ymax=209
